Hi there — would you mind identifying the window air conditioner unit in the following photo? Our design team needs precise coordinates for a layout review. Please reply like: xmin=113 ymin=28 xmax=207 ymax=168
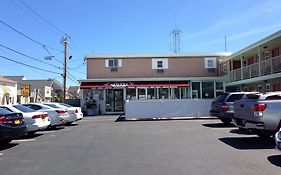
xmin=157 ymin=69 xmax=164 ymax=73
xmin=110 ymin=67 xmax=118 ymax=72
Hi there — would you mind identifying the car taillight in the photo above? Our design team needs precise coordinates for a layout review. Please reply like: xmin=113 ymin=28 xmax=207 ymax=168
xmin=221 ymin=103 xmax=228 ymax=112
xmin=0 ymin=116 xmax=8 ymax=124
xmin=75 ymin=109 xmax=78 ymax=113
xmin=32 ymin=114 xmax=49 ymax=119
xmin=253 ymin=103 xmax=267 ymax=117
xmin=253 ymin=104 xmax=267 ymax=112
xmin=55 ymin=110 xmax=65 ymax=114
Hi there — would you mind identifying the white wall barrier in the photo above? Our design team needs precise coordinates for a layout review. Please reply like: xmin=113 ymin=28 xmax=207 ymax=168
xmin=125 ymin=99 xmax=213 ymax=118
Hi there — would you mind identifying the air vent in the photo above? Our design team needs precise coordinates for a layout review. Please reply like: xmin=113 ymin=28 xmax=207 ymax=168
xmin=110 ymin=67 xmax=118 ymax=72
xmin=157 ymin=69 xmax=164 ymax=73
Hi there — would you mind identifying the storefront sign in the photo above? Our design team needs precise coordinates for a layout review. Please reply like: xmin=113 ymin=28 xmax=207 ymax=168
xmin=104 ymin=82 xmax=134 ymax=88
xmin=21 ymin=84 xmax=30 ymax=96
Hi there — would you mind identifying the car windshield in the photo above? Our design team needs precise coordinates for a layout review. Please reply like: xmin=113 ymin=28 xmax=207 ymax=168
xmin=44 ymin=103 xmax=60 ymax=108
xmin=13 ymin=105 xmax=36 ymax=113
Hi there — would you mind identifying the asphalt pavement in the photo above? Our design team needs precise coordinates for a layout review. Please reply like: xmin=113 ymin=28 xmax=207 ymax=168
xmin=0 ymin=116 xmax=280 ymax=175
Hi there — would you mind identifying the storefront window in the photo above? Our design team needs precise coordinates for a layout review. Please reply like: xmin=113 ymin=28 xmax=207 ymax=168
xmin=192 ymin=82 xmax=201 ymax=99
xmin=159 ymin=88 xmax=169 ymax=99
xmin=216 ymin=82 xmax=223 ymax=90
xmin=179 ymin=87 xmax=188 ymax=99
xmin=92 ymin=89 xmax=104 ymax=100
xmin=137 ymin=88 xmax=146 ymax=99
xmin=147 ymin=88 xmax=157 ymax=99
xmin=170 ymin=88 xmax=180 ymax=99
xmin=126 ymin=88 xmax=136 ymax=100
xmin=202 ymin=82 xmax=214 ymax=99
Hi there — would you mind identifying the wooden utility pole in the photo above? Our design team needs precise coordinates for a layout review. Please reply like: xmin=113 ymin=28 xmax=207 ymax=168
xmin=62 ymin=35 xmax=69 ymax=102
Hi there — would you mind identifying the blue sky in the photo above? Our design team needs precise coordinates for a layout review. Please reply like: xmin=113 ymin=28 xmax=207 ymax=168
xmin=0 ymin=0 xmax=281 ymax=86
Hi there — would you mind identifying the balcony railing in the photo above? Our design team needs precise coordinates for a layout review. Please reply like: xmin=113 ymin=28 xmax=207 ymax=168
xmin=229 ymin=55 xmax=281 ymax=82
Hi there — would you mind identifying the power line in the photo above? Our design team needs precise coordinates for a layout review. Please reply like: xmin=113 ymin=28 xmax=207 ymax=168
xmin=0 ymin=19 xmax=63 ymax=52
xmin=0 ymin=43 xmax=62 ymax=69
xmin=18 ymin=0 xmax=66 ymax=35
xmin=0 ymin=55 xmax=62 ymax=75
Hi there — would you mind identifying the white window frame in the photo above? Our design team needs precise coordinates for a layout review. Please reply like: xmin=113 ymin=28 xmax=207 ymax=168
xmin=204 ymin=57 xmax=217 ymax=68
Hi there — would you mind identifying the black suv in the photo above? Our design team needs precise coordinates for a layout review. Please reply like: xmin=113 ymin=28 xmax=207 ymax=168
xmin=210 ymin=92 xmax=258 ymax=124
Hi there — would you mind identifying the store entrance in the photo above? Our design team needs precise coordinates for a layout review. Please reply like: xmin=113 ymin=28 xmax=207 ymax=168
xmin=106 ymin=89 xmax=124 ymax=112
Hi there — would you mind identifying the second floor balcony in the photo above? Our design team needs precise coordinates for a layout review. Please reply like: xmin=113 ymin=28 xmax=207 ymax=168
xmin=229 ymin=55 xmax=281 ymax=82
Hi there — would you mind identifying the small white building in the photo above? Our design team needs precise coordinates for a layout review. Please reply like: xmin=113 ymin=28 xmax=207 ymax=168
xmin=0 ymin=77 xmax=17 ymax=105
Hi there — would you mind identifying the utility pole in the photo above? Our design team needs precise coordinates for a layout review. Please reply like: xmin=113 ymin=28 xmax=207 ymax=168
xmin=61 ymin=35 xmax=69 ymax=102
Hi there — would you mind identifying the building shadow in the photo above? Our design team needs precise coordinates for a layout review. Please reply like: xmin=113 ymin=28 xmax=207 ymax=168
xmin=202 ymin=123 xmax=235 ymax=128
xmin=219 ymin=137 xmax=275 ymax=150
xmin=0 ymin=143 xmax=19 ymax=151
xmin=267 ymin=155 xmax=281 ymax=167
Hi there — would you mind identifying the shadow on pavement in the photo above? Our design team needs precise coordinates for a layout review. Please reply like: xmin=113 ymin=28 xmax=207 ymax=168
xmin=15 ymin=133 xmax=43 ymax=140
xmin=46 ymin=126 xmax=65 ymax=131
xmin=219 ymin=137 xmax=275 ymax=150
xmin=0 ymin=143 xmax=19 ymax=151
xmin=267 ymin=155 xmax=281 ymax=167
xmin=230 ymin=128 xmax=254 ymax=135
xmin=202 ymin=123 xmax=235 ymax=128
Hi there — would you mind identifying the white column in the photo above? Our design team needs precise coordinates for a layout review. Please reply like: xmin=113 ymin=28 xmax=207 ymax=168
xmin=200 ymin=82 xmax=202 ymax=99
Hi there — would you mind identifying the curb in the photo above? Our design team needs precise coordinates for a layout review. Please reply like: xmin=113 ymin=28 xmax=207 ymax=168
xmin=115 ymin=115 xmax=218 ymax=122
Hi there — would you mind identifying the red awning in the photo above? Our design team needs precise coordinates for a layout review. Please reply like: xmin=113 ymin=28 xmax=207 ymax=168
xmin=80 ymin=81 xmax=189 ymax=89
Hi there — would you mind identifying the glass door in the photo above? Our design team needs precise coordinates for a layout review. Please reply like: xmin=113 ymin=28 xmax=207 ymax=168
xmin=106 ymin=89 xmax=124 ymax=112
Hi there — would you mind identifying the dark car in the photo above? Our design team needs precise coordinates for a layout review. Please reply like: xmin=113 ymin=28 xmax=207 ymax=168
xmin=210 ymin=92 xmax=258 ymax=124
xmin=0 ymin=107 xmax=27 ymax=144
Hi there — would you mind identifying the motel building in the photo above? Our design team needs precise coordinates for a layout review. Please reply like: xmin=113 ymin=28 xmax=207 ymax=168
xmin=223 ymin=30 xmax=281 ymax=92
xmin=79 ymin=53 xmax=231 ymax=114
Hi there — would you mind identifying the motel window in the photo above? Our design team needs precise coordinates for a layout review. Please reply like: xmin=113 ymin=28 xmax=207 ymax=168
xmin=180 ymin=87 xmax=188 ymax=99
xmin=108 ymin=59 xmax=118 ymax=67
xmin=157 ymin=61 xmax=163 ymax=68
xmin=266 ymin=84 xmax=271 ymax=92
xmin=170 ymin=88 xmax=180 ymax=99
xmin=93 ymin=89 xmax=104 ymax=100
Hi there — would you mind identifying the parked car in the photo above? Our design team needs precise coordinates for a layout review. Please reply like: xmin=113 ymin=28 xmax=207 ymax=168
xmin=233 ymin=92 xmax=281 ymax=137
xmin=0 ymin=107 xmax=26 ymax=144
xmin=12 ymin=105 xmax=50 ymax=135
xmin=275 ymin=128 xmax=281 ymax=151
xmin=22 ymin=103 xmax=69 ymax=127
xmin=43 ymin=103 xmax=77 ymax=124
xmin=58 ymin=103 xmax=83 ymax=121
xmin=210 ymin=92 xmax=258 ymax=124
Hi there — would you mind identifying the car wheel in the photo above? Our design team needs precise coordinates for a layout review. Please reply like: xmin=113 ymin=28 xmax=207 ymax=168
xmin=220 ymin=118 xmax=231 ymax=125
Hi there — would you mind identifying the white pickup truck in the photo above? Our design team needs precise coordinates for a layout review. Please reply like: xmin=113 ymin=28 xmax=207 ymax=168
xmin=233 ymin=92 xmax=281 ymax=137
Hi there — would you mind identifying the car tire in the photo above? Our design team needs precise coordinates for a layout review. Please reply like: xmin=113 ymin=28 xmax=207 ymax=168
xmin=220 ymin=118 xmax=231 ymax=125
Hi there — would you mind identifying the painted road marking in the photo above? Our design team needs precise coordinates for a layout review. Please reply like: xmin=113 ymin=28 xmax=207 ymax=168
xmin=11 ymin=138 xmax=36 ymax=143
xmin=0 ymin=153 xmax=3 ymax=156
xmin=37 ymin=130 xmax=57 ymax=134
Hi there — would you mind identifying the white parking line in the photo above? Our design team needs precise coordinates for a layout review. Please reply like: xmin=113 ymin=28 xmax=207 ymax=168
xmin=37 ymin=130 xmax=57 ymax=134
xmin=11 ymin=138 xmax=36 ymax=143
xmin=0 ymin=153 xmax=3 ymax=156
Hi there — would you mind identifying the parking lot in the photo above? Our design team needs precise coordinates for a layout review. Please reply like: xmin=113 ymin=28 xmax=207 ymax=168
xmin=0 ymin=116 xmax=280 ymax=175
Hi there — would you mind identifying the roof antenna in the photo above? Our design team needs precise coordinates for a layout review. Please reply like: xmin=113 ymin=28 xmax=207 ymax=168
xmin=170 ymin=14 xmax=181 ymax=53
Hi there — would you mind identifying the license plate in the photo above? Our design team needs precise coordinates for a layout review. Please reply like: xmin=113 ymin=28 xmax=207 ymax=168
xmin=14 ymin=120 xmax=21 ymax=125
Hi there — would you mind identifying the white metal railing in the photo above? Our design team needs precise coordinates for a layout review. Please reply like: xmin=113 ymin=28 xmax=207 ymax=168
xmin=229 ymin=55 xmax=281 ymax=82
